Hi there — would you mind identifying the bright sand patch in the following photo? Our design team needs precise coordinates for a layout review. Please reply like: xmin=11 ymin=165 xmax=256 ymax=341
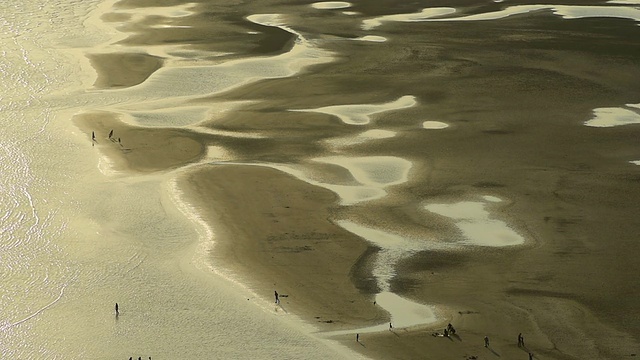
xmin=630 ymin=160 xmax=640 ymax=165
xmin=290 ymin=95 xmax=416 ymax=125
xmin=362 ymin=7 xmax=456 ymax=30
xmin=314 ymin=156 xmax=412 ymax=187
xmin=417 ymin=4 xmax=640 ymax=23
xmin=422 ymin=121 xmax=449 ymax=129
xmin=424 ymin=197 xmax=525 ymax=247
xmin=330 ymin=220 xmax=445 ymax=332
xmin=353 ymin=35 xmax=387 ymax=42
xmin=311 ymin=2 xmax=352 ymax=10
xmin=584 ymin=105 xmax=640 ymax=127
xmin=324 ymin=129 xmax=396 ymax=147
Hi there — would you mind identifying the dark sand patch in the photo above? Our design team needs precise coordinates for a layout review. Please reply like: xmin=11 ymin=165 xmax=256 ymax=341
xmin=179 ymin=165 xmax=388 ymax=330
xmin=81 ymin=0 xmax=640 ymax=358
xmin=87 ymin=52 xmax=163 ymax=88
xmin=73 ymin=111 xmax=205 ymax=172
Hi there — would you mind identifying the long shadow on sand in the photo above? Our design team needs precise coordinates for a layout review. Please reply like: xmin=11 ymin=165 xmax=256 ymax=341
xmin=487 ymin=346 xmax=500 ymax=357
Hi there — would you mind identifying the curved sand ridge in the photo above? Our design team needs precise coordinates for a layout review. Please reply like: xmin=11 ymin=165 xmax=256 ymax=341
xmin=290 ymin=95 xmax=416 ymax=125
xmin=365 ymin=4 xmax=640 ymax=25
xmin=86 ymin=13 xmax=333 ymax=129
xmin=324 ymin=129 xmax=396 ymax=148
xmin=362 ymin=7 xmax=456 ymax=30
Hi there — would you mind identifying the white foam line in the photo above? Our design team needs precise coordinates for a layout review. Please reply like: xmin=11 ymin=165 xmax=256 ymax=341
xmin=291 ymin=95 xmax=416 ymax=125
xmin=1 ymin=285 xmax=66 ymax=330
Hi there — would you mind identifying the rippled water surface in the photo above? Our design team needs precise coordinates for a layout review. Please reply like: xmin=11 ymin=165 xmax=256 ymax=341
xmin=0 ymin=1 xmax=360 ymax=358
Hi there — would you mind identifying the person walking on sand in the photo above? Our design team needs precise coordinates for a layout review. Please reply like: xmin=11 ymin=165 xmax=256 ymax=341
xmin=529 ymin=353 xmax=534 ymax=360
xmin=274 ymin=290 xmax=279 ymax=304
xmin=108 ymin=129 xmax=113 ymax=139
xmin=389 ymin=322 xmax=393 ymax=331
xmin=518 ymin=333 xmax=524 ymax=347
xmin=484 ymin=336 xmax=489 ymax=348
xmin=92 ymin=131 xmax=96 ymax=142
xmin=115 ymin=303 xmax=119 ymax=315
xmin=356 ymin=333 xmax=359 ymax=342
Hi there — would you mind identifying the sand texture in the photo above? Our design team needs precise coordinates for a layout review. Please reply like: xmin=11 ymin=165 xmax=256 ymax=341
xmin=76 ymin=0 xmax=640 ymax=358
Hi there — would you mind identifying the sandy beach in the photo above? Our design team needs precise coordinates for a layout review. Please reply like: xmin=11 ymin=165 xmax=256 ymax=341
xmin=75 ymin=0 xmax=640 ymax=358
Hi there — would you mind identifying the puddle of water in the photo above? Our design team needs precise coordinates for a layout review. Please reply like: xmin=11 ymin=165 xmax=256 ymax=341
xmin=311 ymin=1 xmax=352 ymax=10
xmin=290 ymin=95 xmax=416 ymax=125
xmin=362 ymin=7 xmax=456 ymax=30
xmin=584 ymin=106 xmax=640 ymax=127
xmin=314 ymin=156 xmax=412 ymax=187
xmin=324 ymin=129 xmax=395 ymax=147
xmin=424 ymin=198 xmax=525 ymax=247
xmin=353 ymin=35 xmax=387 ymax=42
xmin=422 ymin=121 xmax=449 ymax=129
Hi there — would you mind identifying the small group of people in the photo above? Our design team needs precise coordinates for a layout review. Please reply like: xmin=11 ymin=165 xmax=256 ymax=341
xmin=483 ymin=333 xmax=534 ymax=359
xmin=91 ymin=129 xmax=122 ymax=146
xmin=444 ymin=323 xmax=456 ymax=337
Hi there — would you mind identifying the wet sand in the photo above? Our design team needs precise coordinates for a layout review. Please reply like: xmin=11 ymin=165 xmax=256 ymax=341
xmin=77 ymin=0 xmax=640 ymax=359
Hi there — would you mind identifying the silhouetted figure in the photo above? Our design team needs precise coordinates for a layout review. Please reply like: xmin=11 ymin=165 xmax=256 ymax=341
xmin=444 ymin=328 xmax=449 ymax=337
xmin=109 ymin=129 xmax=113 ymax=139
xmin=447 ymin=323 xmax=456 ymax=335
xmin=92 ymin=131 xmax=96 ymax=141
xmin=484 ymin=336 xmax=489 ymax=347
xmin=529 ymin=353 xmax=534 ymax=360
xmin=274 ymin=290 xmax=279 ymax=304
xmin=356 ymin=333 xmax=359 ymax=342
xmin=115 ymin=303 xmax=119 ymax=315
xmin=518 ymin=333 xmax=524 ymax=347
xmin=389 ymin=322 xmax=393 ymax=331
xmin=118 ymin=137 xmax=122 ymax=147
xmin=129 ymin=357 xmax=132 ymax=360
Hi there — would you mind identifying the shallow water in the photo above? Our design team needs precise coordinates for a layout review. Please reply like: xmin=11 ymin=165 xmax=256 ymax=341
xmin=0 ymin=1 xmax=362 ymax=358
